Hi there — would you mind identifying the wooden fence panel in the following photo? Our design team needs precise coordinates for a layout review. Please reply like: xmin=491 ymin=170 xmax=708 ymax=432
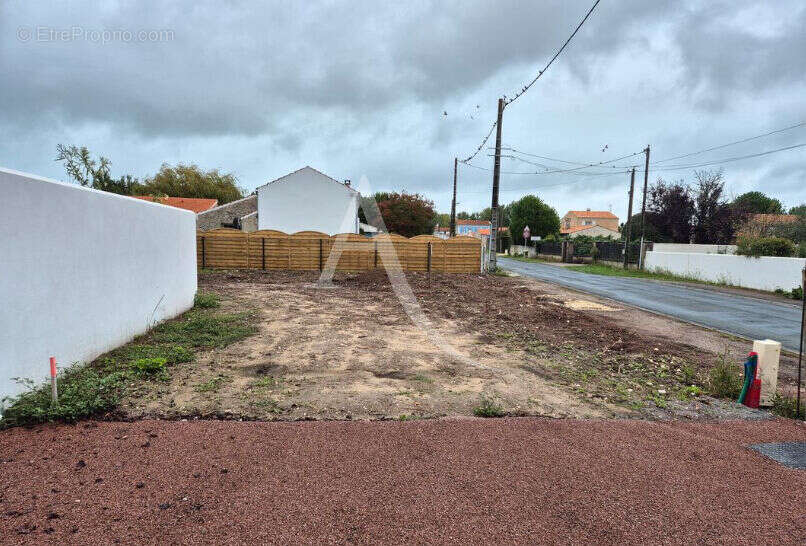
xmin=197 ymin=229 xmax=248 ymax=269
xmin=196 ymin=231 xmax=481 ymax=273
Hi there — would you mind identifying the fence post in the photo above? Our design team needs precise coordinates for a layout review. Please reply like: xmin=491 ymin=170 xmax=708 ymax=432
xmin=261 ymin=238 xmax=266 ymax=270
xmin=427 ymin=242 xmax=432 ymax=273
xmin=319 ymin=238 xmax=324 ymax=272
xmin=201 ymin=236 xmax=206 ymax=268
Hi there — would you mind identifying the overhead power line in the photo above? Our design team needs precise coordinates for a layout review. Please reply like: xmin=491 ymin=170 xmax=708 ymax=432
xmin=459 ymin=0 xmax=601 ymax=164
xmin=653 ymin=120 xmax=806 ymax=164
xmin=643 ymin=142 xmax=806 ymax=172
xmin=461 ymin=120 xmax=497 ymax=163
xmin=504 ymin=0 xmax=602 ymax=107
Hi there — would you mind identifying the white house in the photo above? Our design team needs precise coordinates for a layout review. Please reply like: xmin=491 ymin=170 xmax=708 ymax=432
xmin=256 ymin=166 xmax=360 ymax=234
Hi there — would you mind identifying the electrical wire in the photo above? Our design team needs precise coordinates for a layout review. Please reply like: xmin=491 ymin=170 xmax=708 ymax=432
xmin=640 ymin=142 xmax=806 ymax=173
xmin=653 ymin=120 xmax=806 ymax=164
xmin=461 ymin=120 xmax=497 ymax=163
xmin=504 ymin=0 xmax=602 ymax=107
xmin=459 ymin=0 xmax=601 ymax=163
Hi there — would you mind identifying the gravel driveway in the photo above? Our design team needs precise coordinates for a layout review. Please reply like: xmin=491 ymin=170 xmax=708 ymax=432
xmin=1 ymin=418 xmax=804 ymax=544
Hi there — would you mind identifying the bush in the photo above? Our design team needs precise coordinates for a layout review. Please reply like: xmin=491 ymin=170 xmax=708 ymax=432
xmin=473 ymin=396 xmax=505 ymax=417
xmin=736 ymin=236 xmax=796 ymax=258
xmin=707 ymin=354 xmax=742 ymax=400
xmin=798 ymin=242 xmax=806 ymax=258
xmin=770 ymin=393 xmax=805 ymax=420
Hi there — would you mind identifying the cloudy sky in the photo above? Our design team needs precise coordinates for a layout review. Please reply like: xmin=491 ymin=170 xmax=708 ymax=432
xmin=2 ymin=0 xmax=805 ymax=220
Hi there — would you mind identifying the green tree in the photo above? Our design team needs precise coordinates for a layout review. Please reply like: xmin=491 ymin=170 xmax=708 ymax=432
xmin=374 ymin=192 xmax=437 ymax=237
xmin=732 ymin=191 xmax=784 ymax=215
xmin=433 ymin=212 xmax=451 ymax=227
xmin=789 ymin=204 xmax=806 ymax=217
xmin=55 ymin=144 xmax=144 ymax=195
xmin=140 ymin=163 xmax=244 ymax=204
xmin=508 ymin=195 xmax=560 ymax=244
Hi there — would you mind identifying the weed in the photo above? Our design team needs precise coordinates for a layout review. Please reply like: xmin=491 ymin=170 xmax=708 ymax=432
xmin=132 ymin=357 xmax=167 ymax=378
xmin=195 ymin=375 xmax=230 ymax=393
xmin=473 ymin=396 xmax=505 ymax=418
xmin=707 ymin=353 xmax=742 ymax=400
xmin=253 ymin=376 xmax=281 ymax=389
xmin=412 ymin=374 xmax=434 ymax=384
xmin=194 ymin=292 xmax=220 ymax=309
xmin=678 ymin=385 xmax=704 ymax=399
xmin=678 ymin=364 xmax=697 ymax=385
xmin=770 ymin=393 xmax=805 ymax=420
xmin=488 ymin=266 xmax=509 ymax=277
xmin=0 ymin=367 xmax=129 ymax=428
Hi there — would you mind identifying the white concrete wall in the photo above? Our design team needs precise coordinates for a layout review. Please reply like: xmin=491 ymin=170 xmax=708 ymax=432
xmin=0 ymin=168 xmax=197 ymax=404
xmin=257 ymin=167 xmax=359 ymax=235
xmin=644 ymin=251 xmax=806 ymax=291
xmin=652 ymin=243 xmax=737 ymax=255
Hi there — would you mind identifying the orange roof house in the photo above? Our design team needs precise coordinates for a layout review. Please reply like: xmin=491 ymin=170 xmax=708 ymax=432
xmin=132 ymin=195 xmax=219 ymax=214
xmin=561 ymin=209 xmax=619 ymax=234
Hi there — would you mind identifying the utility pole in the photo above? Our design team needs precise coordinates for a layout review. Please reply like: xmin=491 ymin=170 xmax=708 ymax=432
xmin=489 ymin=97 xmax=504 ymax=269
xmin=638 ymin=144 xmax=651 ymax=269
xmin=623 ymin=167 xmax=635 ymax=269
xmin=450 ymin=157 xmax=457 ymax=237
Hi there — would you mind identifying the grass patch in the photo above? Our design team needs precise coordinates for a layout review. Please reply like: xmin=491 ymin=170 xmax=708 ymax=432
xmin=473 ymin=396 xmax=505 ymax=418
xmin=565 ymin=263 xmax=722 ymax=284
xmin=1 ymin=293 xmax=258 ymax=428
xmin=151 ymin=310 xmax=257 ymax=348
xmin=252 ymin=376 xmax=282 ymax=389
xmin=195 ymin=374 xmax=231 ymax=393
xmin=194 ymin=292 xmax=221 ymax=308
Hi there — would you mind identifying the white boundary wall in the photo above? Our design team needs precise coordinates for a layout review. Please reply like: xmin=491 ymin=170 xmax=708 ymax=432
xmin=0 ymin=168 xmax=197 ymax=403
xmin=644 ymin=251 xmax=806 ymax=291
xmin=652 ymin=243 xmax=737 ymax=255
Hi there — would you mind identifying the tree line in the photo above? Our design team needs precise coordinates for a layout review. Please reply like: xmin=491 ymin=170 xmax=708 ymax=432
xmin=55 ymin=145 xmax=245 ymax=204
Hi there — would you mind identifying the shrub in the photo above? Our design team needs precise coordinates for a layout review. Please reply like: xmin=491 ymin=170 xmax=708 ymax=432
xmin=736 ymin=236 xmax=796 ymax=258
xmin=473 ymin=396 xmax=505 ymax=417
xmin=798 ymin=242 xmax=806 ymax=258
xmin=707 ymin=354 xmax=742 ymax=400
xmin=770 ymin=393 xmax=805 ymax=420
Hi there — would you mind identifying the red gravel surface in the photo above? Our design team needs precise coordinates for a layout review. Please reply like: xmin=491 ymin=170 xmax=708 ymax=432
xmin=1 ymin=418 xmax=805 ymax=544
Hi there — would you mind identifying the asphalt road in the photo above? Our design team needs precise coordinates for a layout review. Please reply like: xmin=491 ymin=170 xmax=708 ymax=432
xmin=499 ymin=257 xmax=803 ymax=352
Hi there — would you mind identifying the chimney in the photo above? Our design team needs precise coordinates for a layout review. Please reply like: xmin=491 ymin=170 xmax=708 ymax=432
xmin=344 ymin=179 xmax=351 ymax=187
xmin=586 ymin=208 xmax=591 ymax=211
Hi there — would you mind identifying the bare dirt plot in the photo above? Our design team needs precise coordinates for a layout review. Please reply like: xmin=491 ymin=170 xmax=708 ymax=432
xmin=119 ymin=270 xmax=770 ymax=421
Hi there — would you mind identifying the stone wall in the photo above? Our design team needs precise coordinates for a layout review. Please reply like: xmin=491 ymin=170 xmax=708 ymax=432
xmin=196 ymin=194 xmax=257 ymax=231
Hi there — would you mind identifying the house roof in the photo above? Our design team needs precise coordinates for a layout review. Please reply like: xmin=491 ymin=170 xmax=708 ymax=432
xmin=257 ymin=166 xmax=358 ymax=194
xmin=565 ymin=210 xmax=618 ymax=219
xmin=457 ymin=219 xmax=490 ymax=226
xmin=476 ymin=227 xmax=509 ymax=235
xmin=132 ymin=195 xmax=219 ymax=213
xmin=560 ymin=225 xmax=620 ymax=235
xmin=748 ymin=214 xmax=797 ymax=224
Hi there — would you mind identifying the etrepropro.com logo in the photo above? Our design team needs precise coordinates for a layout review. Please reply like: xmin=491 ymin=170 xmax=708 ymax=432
xmin=17 ymin=26 xmax=174 ymax=44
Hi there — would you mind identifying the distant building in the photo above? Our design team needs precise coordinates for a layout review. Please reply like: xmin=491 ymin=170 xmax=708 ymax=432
xmin=196 ymin=195 xmax=257 ymax=231
xmin=737 ymin=214 xmax=798 ymax=238
xmin=561 ymin=209 xmax=619 ymax=236
xmin=561 ymin=225 xmax=620 ymax=239
xmin=456 ymin=219 xmax=491 ymax=236
xmin=256 ymin=166 xmax=359 ymax=235
xmin=131 ymin=195 xmax=218 ymax=214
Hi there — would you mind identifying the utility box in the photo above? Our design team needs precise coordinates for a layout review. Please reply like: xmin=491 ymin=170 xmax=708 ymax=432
xmin=753 ymin=339 xmax=781 ymax=406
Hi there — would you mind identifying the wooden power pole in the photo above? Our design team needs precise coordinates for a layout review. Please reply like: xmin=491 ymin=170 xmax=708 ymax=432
xmin=638 ymin=144 xmax=651 ymax=269
xmin=623 ymin=167 xmax=636 ymax=269
xmin=450 ymin=157 xmax=457 ymax=237
xmin=489 ymin=98 xmax=505 ymax=269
